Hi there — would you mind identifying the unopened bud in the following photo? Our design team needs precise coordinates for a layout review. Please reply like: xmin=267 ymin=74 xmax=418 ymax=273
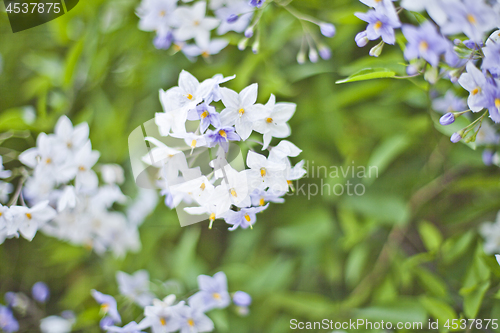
xmin=369 ymin=41 xmax=384 ymax=57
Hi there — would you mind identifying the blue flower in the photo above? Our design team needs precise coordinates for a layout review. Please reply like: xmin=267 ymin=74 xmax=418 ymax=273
xmin=402 ymin=22 xmax=448 ymax=67
xmin=189 ymin=272 xmax=231 ymax=312
xmin=187 ymin=103 xmax=221 ymax=133
xmin=355 ymin=9 xmax=401 ymax=45
xmin=0 ymin=305 xmax=19 ymax=333
xmin=205 ymin=126 xmax=240 ymax=152
xmin=482 ymin=42 xmax=500 ymax=78
xmin=32 ymin=282 xmax=50 ymax=303
xmin=91 ymin=290 xmax=122 ymax=324
xmin=223 ymin=204 xmax=269 ymax=230
xmin=249 ymin=0 xmax=264 ymax=8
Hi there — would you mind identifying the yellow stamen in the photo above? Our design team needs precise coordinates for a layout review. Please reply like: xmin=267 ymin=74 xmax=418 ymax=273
xmin=160 ymin=318 xmax=166 ymax=326
xmin=419 ymin=41 xmax=428 ymax=51
xmin=200 ymin=182 xmax=206 ymax=191
xmin=467 ymin=14 xmax=476 ymax=24
xmin=495 ymin=98 xmax=500 ymax=109
xmin=244 ymin=214 xmax=251 ymax=222
xmin=79 ymin=166 xmax=86 ymax=171
xmin=159 ymin=10 xmax=166 ymax=17
xmin=287 ymin=180 xmax=293 ymax=185
xmin=173 ymin=44 xmax=182 ymax=52
xmin=193 ymin=20 xmax=200 ymax=26
xmin=259 ymin=198 xmax=265 ymax=206
xmin=0 ymin=212 xmax=2 ymax=217
xmin=374 ymin=21 xmax=382 ymax=30
xmin=230 ymin=189 xmax=237 ymax=197
xmin=260 ymin=168 xmax=266 ymax=177
xmin=202 ymin=51 xmax=210 ymax=58
xmin=239 ymin=108 xmax=245 ymax=115
xmin=26 ymin=213 xmax=32 ymax=220
xmin=212 ymin=292 xmax=221 ymax=300
xmin=191 ymin=140 xmax=197 ymax=148
xmin=201 ymin=111 xmax=209 ymax=119
xmin=266 ymin=117 xmax=273 ymax=123
xmin=188 ymin=319 xmax=195 ymax=327
xmin=209 ymin=212 xmax=216 ymax=221
xmin=472 ymin=87 xmax=480 ymax=95
xmin=101 ymin=303 xmax=109 ymax=312
xmin=187 ymin=93 xmax=193 ymax=100
xmin=45 ymin=158 xmax=52 ymax=164
xmin=219 ymin=130 xmax=227 ymax=138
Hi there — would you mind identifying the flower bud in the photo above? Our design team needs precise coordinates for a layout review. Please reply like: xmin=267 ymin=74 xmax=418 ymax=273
xmin=355 ymin=31 xmax=369 ymax=47
xmin=32 ymin=282 xmax=50 ymax=303
xmin=483 ymin=149 xmax=494 ymax=166
xmin=251 ymin=40 xmax=259 ymax=54
xmin=309 ymin=48 xmax=319 ymax=63
xmin=463 ymin=40 xmax=476 ymax=49
xmin=319 ymin=22 xmax=336 ymax=38
xmin=244 ymin=27 xmax=254 ymax=38
xmin=439 ymin=113 xmax=455 ymax=125
xmin=233 ymin=291 xmax=252 ymax=307
xmin=297 ymin=50 xmax=306 ymax=64
xmin=238 ymin=38 xmax=248 ymax=51
xmin=318 ymin=44 xmax=331 ymax=60
xmin=450 ymin=132 xmax=462 ymax=143
xmin=406 ymin=65 xmax=418 ymax=76
xmin=369 ymin=41 xmax=384 ymax=57
xmin=424 ymin=66 xmax=438 ymax=84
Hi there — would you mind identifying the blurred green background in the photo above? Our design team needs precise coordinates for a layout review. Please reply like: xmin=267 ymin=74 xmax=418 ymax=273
xmin=1 ymin=0 xmax=500 ymax=332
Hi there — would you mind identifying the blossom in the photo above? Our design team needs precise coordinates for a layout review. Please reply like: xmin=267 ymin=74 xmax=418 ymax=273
xmin=204 ymin=74 xmax=236 ymax=103
xmin=10 ymin=201 xmax=57 ymax=241
xmin=176 ymin=305 xmax=214 ymax=333
xmin=246 ymin=151 xmax=287 ymax=192
xmin=252 ymin=94 xmax=296 ymax=149
xmin=32 ymin=282 xmax=50 ymax=303
xmin=483 ymin=79 xmax=500 ymax=123
xmin=54 ymin=115 xmax=89 ymax=153
xmin=482 ymin=41 xmax=500 ymax=77
xmin=116 ymin=270 xmax=155 ymax=308
xmin=172 ymin=2 xmax=220 ymax=46
xmin=171 ymin=176 xmax=215 ymax=205
xmin=223 ymin=204 xmax=268 ymax=230
xmin=0 ymin=181 xmax=12 ymax=204
xmin=105 ymin=321 xmax=149 ymax=333
xmin=143 ymin=296 xmax=183 ymax=333
xmin=189 ymin=272 xmax=231 ymax=311
xmin=249 ymin=0 xmax=264 ymax=8
xmin=354 ymin=9 xmax=401 ymax=45
xmin=458 ymin=62 xmax=488 ymax=112
xmin=187 ymin=103 xmax=221 ymax=133
xmin=0 ymin=305 xmax=18 ymax=333
xmin=402 ymin=22 xmax=448 ymax=67
xmin=215 ymin=1 xmax=253 ymax=35
xmin=249 ymin=188 xmax=285 ymax=206
xmin=211 ymin=165 xmax=251 ymax=215
xmin=137 ymin=0 xmax=178 ymax=32
xmin=182 ymin=38 xmax=229 ymax=59
xmin=400 ymin=0 xmax=449 ymax=25
xmin=40 ymin=315 xmax=75 ymax=333
xmin=205 ymin=126 xmax=241 ymax=152
xmin=432 ymin=90 xmax=467 ymax=114
xmin=220 ymin=83 xmax=266 ymax=140
xmin=440 ymin=0 xmax=497 ymax=43
xmin=72 ymin=141 xmax=101 ymax=192
xmin=91 ymin=290 xmax=122 ymax=324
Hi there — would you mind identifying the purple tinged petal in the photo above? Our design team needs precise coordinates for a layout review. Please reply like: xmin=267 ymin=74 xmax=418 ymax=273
xmin=450 ymin=132 xmax=462 ymax=143
xmin=232 ymin=291 xmax=252 ymax=307
xmin=32 ymin=282 xmax=50 ymax=303
xmin=319 ymin=22 xmax=336 ymax=37
xmin=439 ymin=113 xmax=455 ymax=125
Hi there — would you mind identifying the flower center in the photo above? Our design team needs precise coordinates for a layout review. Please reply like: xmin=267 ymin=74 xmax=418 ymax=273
xmin=244 ymin=214 xmax=251 ymax=222
xmin=201 ymin=111 xmax=209 ymax=119
xmin=472 ymin=87 xmax=480 ymax=95
xmin=191 ymin=140 xmax=197 ymax=148
xmin=45 ymin=158 xmax=52 ymax=164
xmin=200 ymin=182 xmax=206 ymax=191
xmin=219 ymin=130 xmax=227 ymax=138
xmin=188 ymin=319 xmax=195 ymax=327
xmin=209 ymin=212 xmax=216 ymax=221
xmin=259 ymin=197 xmax=265 ymax=206
xmin=467 ymin=14 xmax=476 ymax=24
xmin=213 ymin=292 xmax=221 ymax=300
xmin=193 ymin=20 xmax=200 ymax=26
xmin=374 ymin=21 xmax=382 ymax=30
xmin=260 ymin=168 xmax=266 ymax=177
xmin=230 ymin=189 xmax=237 ymax=197
xmin=239 ymin=108 xmax=245 ymax=116
xmin=419 ymin=41 xmax=428 ymax=51
xmin=160 ymin=318 xmax=167 ymax=326
xmin=101 ymin=303 xmax=109 ymax=312
xmin=202 ymin=51 xmax=210 ymax=58
xmin=173 ymin=44 xmax=182 ymax=52
xmin=79 ymin=166 xmax=86 ymax=171
xmin=266 ymin=117 xmax=273 ymax=123
xmin=187 ymin=93 xmax=193 ymax=100
xmin=26 ymin=213 xmax=32 ymax=220
xmin=159 ymin=10 xmax=166 ymax=17
xmin=495 ymin=98 xmax=500 ymax=109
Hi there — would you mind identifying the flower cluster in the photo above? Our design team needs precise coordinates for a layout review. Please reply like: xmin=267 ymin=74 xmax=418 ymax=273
xmin=1 ymin=281 xmax=75 ymax=333
xmin=93 ymin=270 xmax=251 ymax=333
xmin=143 ymin=70 xmax=306 ymax=229
xmin=354 ymin=0 xmax=500 ymax=162
xmin=0 ymin=116 xmax=158 ymax=257
xmin=136 ymin=0 xmax=335 ymax=63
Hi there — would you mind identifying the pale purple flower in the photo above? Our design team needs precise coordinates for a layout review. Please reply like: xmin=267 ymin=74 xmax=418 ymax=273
xmin=101 ymin=317 xmax=115 ymax=330
xmin=205 ymin=126 xmax=240 ymax=152
xmin=483 ymin=149 xmax=494 ymax=165
xmin=232 ymin=291 xmax=252 ymax=307
xmin=440 ymin=0 xmax=497 ymax=43
xmin=153 ymin=30 xmax=174 ymax=50
xmin=187 ymin=103 xmax=221 ymax=133
xmin=483 ymin=79 xmax=500 ymax=123
xmin=116 ymin=270 xmax=154 ymax=308
xmin=176 ymin=305 xmax=214 ymax=333
xmin=318 ymin=45 xmax=331 ymax=60
xmin=32 ymin=282 xmax=50 ymax=303
xmin=250 ymin=188 xmax=285 ymax=207
xmin=402 ymin=22 xmax=448 ymax=67
xmin=0 ymin=305 xmax=19 ymax=333
xmin=359 ymin=0 xmax=399 ymax=21
xmin=216 ymin=2 xmax=254 ymax=35
xmin=432 ymin=90 xmax=467 ymax=113
xmin=458 ymin=62 xmax=489 ymax=112
xmin=482 ymin=42 xmax=500 ymax=77
xmin=223 ymin=204 xmax=269 ymax=230
xmin=354 ymin=9 xmax=401 ymax=45
xmin=105 ymin=321 xmax=148 ymax=333
xmin=249 ymin=0 xmax=264 ymax=8
xmin=189 ymin=272 xmax=231 ymax=312
xmin=91 ymin=290 xmax=121 ymax=324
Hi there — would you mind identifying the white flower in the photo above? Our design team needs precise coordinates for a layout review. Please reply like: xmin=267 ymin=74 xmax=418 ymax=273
xmin=54 ymin=115 xmax=89 ymax=153
xmin=0 ymin=204 xmax=15 ymax=243
xmin=170 ymin=176 xmax=214 ymax=205
xmin=40 ymin=315 xmax=75 ymax=333
xmin=143 ymin=297 xmax=183 ymax=333
xmin=172 ymin=2 xmax=220 ymax=45
xmin=246 ymin=151 xmax=287 ymax=192
xmin=212 ymin=165 xmax=251 ymax=215
xmin=220 ymin=83 xmax=266 ymax=140
xmin=0 ymin=156 xmax=12 ymax=179
xmin=137 ymin=0 xmax=178 ymax=32
xmin=116 ymin=270 xmax=155 ymax=308
xmin=73 ymin=141 xmax=100 ymax=192
xmin=182 ymin=38 xmax=229 ymax=59
xmin=253 ymin=94 xmax=296 ymax=149
xmin=100 ymin=164 xmax=125 ymax=185
xmin=10 ymin=201 xmax=57 ymax=241
xmin=0 ymin=181 xmax=13 ymax=204
xmin=57 ymin=186 xmax=77 ymax=212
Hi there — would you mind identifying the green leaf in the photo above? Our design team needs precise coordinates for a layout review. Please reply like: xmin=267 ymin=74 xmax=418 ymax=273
xmin=355 ymin=298 xmax=427 ymax=323
xmin=419 ymin=296 xmax=457 ymax=324
xmin=461 ymin=280 xmax=490 ymax=318
xmin=418 ymin=221 xmax=443 ymax=252
xmin=336 ymin=68 xmax=396 ymax=84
